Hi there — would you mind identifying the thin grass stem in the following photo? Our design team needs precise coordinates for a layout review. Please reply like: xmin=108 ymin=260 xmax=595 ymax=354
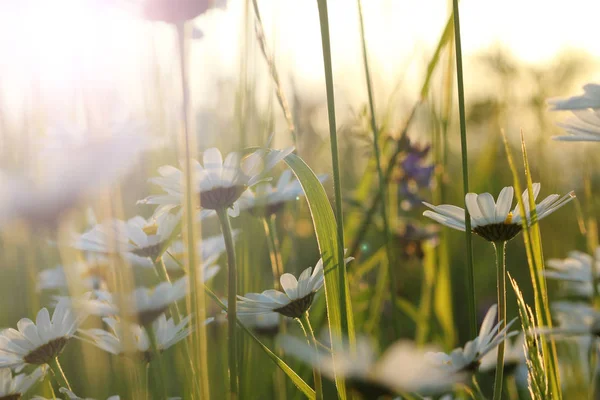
xmin=147 ymin=327 xmax=168 ymax=399
xmin=451 ymin=0 xmax=476 ymax=338
xmin=49 ymin=358 xmax=72 ymax=392
xmin=298 ymin=313 xmax=323 ymax=400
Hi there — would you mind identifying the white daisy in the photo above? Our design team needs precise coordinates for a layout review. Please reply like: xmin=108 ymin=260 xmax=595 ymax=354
xmin=37 ymin=254 xmax=110 ymax=292
xmin=479 ymin=333 xmax=526 ymax=373
xmin=545 ymin=249 xmax=600 ymax=297
xmin=0 ymin=132 xmax=147 ymax=229
xmin=423 ymin=183 xmax=575 ymax=242
xmin=78 ymin=313 xmax=205 ymax=361
xmin=72 ymin=213 xmax=180 ymax=266
xmin=537 ymin=301 xmax=600 ymax=337
xmin=0 ymin=298 xmax=86 ymax=370
xmin=0 ymin=366 xmax=46 ymax=398
xmin=426 ymin=304 xmax=518 ymax=373
xmin=238 ymin=170 xmax=327 ymax=217
xmin=139 ymin=146 xmax=294 ymax=217
xmin=548 ymin=83 xmax=600 ymax=142
xmin=279 ymin=335 xmax=463 ymax=396
xmin=237 ymin=256 xmax=353 ymax=319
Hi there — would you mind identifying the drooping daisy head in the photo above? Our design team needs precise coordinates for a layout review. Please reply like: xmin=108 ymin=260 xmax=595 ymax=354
xmin=239 ymin=170 xmax=326 ymax=218
xmin=548 ymin=83 xmax=600 ymax=142
xmin=423 ymin=183 xmax=575 ymax=242
xmin=237 ymin=256 xmax=353 ymax=319
xmin=0 ymin=298 xmax=86 ymax=371
xmin=78 ymin=313 xmax=202 ymax=362
xmin=0 ymin=366 xmax=46 ymax=399
xmin=279 ymin=335 xmax=463 ymax=397
xmin=426 ymin=304 xmax=518 ymax=373
xmin=545 ymin=249 xmax=600 ymax=298
xmin=73 ymin=213 xmax=179 ymax=266
xmin=139 ymin=146 xmax=294 ymax=217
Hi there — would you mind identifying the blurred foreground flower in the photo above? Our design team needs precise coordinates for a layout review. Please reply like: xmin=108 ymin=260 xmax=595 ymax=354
xmin=142 ymin=0 xmax=210 ymax=23
xmin=423 ymin=183 xmax=575 ymax=242
xmin=549 ymin=83 xmax=600 ymax=142
xmin=33 ymin=387 xmax=182 ymax=400
xmin=545 ymin=249 xmax=600 ymax=298
xmin=536 ymin=301 xmax=600 ymax=337
xmin=238 ymin=312 xmax=280 ymax=337
xmin=0 ymin=298 xmax=86 ymax=371
xmin=479 ymin=333 xmax=526 ymax=374
xmin=0 ymin=133 xmax=147 ymax=230
xmin=237 ymin=256 xmax=352 ymax=319
xmin=279 ymin=335 xmax=463 ymax=397
xmin=139 ymin=147 xmax=294 ymax=218
xmin=426 ymin=304 xmax=518 ymax=373
xmin=394 ymin=142 xmax=434 ymax=211
xmin=0 ymin=366 xmax=45 ymax=399
xmin=78 ymin=313 xmax=206 ymax=361
xmin=37 ymin=253 xmax=110 ymax=292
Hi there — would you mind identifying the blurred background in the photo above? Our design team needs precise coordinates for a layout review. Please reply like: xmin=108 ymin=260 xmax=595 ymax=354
xmin=0 ymin=0 xmax=599 ymax=398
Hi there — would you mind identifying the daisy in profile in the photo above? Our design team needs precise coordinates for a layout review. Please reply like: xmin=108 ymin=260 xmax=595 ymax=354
xmin=426 ymin=304 xmax=518 ymax=373
xmin=537 ymin=301 xmax=600 ymax=337
xmin=73 ymin=213 xmax=180 ymax=267
xmin=0 ymin=298 xmax=86 ymax=371
xmin=548 ymin=83 xmax=600 ymax=142
xmin=279 ymin=335 xmax=463 ymax=397
xmin=78 ymin=313 xmax=205 ymax=362
xmin=0 ymin=132 xmax=147 ymax=230
xmin=0 ymin=366 xmax=46 ymax=399
xmin=423 ymin=183 xmax=575 ymax=243
xmin=139 ymin=147 xmax=293 ymax=218
xmin=237 ymin=256 xmax=353 ymax=319
xmin=37 ymin=253 xmax=111 ymax=292
xmin=479 ymin=334 xmax=526 ymax=374
xmin=545 ymin=249 xmax=600 ymax=298
xmin=238 ymin=170 xmax=327 ymax=218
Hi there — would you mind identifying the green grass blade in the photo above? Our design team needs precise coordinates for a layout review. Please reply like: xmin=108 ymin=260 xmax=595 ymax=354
xmin=451 ymin=0 xmax=477 ymax=339
xmin=283 ymin=152 xmax=353 ymax=398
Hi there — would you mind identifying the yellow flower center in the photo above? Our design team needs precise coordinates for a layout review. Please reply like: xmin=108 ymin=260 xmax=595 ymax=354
xmin=143 ymin=224 xmax=158 ymax=236
xmin=504 ymin=212 xmax=513 ymax=224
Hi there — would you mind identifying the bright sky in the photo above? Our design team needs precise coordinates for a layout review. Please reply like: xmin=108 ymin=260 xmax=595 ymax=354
xmin=0 ymin=0 xmax=598 ymax=125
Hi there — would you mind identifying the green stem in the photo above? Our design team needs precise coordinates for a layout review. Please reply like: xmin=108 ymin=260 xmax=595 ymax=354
xmin=356 ymin=0 xmax=401 ymax=335
xmin=451 ymin=0 xmax=476 ymax=339
xmin=298 ymin=313 xmax=323 ymax=400
xmin=315 ymin=0 xmax=351 ymax=338
xmin=175 ymin=21 xmax=209 ymax=400
xmin=492 ymin=241 xmax=507 ymax=400
xmin=217 ymin=207 xmax=239 ymax=399
xmin=49 ymin=357 xmax=72 ymax=392
xmin=147 ymin=328 xmax=168 ymax=399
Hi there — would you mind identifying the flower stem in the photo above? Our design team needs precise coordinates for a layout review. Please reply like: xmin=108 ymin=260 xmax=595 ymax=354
xmin=263 ymin=215 xmax=284 ymax=289
xmin=147 ymin=327 xmax=168 ymax=399
xmin=451 ymin=0 xmax=477 ymax=339
xmin=298 ymin=313 xmax=323 ymax=400
xmin=49 ymin=357 xmax=72 ymax=392
xmin=493 ymin=241 xmax=507 ymax=400
xmin=217 ymin=207 xmax=239 ymax=399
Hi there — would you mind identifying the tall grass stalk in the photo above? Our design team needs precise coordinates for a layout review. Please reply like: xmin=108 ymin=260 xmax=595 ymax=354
xmin=356 ymin=0 xmax=401 ymax=335
xmin=492 ymin=241 xmax=507 ymax=400
xmin=175 ymin=21 xmax=209 ymax=400
xmin=216 ymin=207 xmax=240 ymax=399
xmin=451 ymin=0 xmax=476 ymax=338
xmin=251 ymin=0 xmax=296 ymax=143
xmin=315 ymin=0 xmax=352 ymax=339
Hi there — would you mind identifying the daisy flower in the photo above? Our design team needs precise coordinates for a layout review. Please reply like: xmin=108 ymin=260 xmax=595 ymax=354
xmin=426 ymin=304 xmax=518 ymax=373
xmin=238 ymin=170 xmax=327 ymax=218
xmin=423 ymin=183 xmax=575 ymax=242
xmin=279 ymin=335 xmax=463 ymax=396
xmin=548 ymin=83 xmax=600 ymax=142
xmin=0 ymin=298 xmax=86 ymax=370
xmin=78 ymin=313 xmax=206 ymax=362
xmin=37 ymin=254 xmax=110 ymax=292
xmin=0 ymin=132 xmax=147 ymax=229
xmin=537 ymin=301 xmax=600 ymax=337
xmin=545 ymin=249 xmax=600 ymax=298
xmin=237 ymin=256 xmax=353 ymax=319
xmin=73 ymin=213 xmax=180 ymax=267
xmin=479 ymin=334 xmax=526 ymax=374
xmin=0 ymin=366 xmax=46 ymax=399
xmin=139 ymin=147 xmax=294 ymax=218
